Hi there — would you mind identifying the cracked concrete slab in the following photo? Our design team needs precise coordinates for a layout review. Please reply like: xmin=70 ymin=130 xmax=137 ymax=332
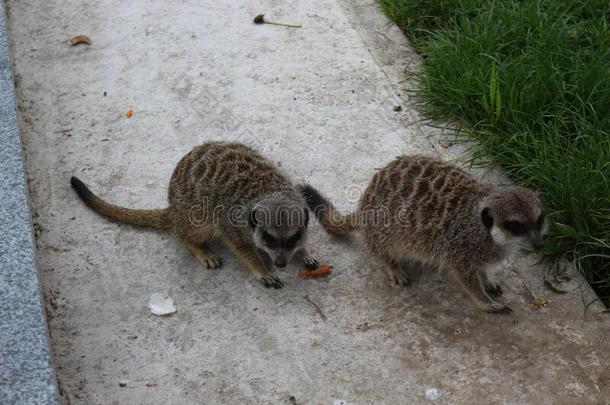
xmin=5 ymin=0 xmax=610 ymax=403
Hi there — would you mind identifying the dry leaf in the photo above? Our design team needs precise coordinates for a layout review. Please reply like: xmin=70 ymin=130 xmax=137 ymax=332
xmin=532 ymin=297 xmax=550 ymax=309
xmin=125 ymin=109 xmax=133 ymax=118
xmin=70 ymin=35 xmax=91 ymax=46
xmin=252 ymin=13 xmax=301 ymax=28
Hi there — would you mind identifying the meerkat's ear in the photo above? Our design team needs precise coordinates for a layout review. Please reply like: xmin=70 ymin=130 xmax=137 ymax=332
xmin=249 ymin=207 xmax=260 ymax=230
xmin=481 ymin=207 xmax=494 ymax=229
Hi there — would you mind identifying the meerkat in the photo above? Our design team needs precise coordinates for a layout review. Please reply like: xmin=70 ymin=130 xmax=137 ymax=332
xmin=71 ymin=141 xmax=318 ymax=289
xmin=301 ymin=155 xmax=547 ymax=314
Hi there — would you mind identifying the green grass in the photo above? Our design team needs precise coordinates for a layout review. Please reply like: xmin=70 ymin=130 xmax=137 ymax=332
xmin=378 ymin=0 xmax=610 ymax=304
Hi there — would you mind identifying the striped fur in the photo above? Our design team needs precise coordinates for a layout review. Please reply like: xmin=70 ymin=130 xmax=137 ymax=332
xmin=72 ymin=142 xmax=315 ymax=289
xmin=303 ymin=155 xmax=545 ymax=314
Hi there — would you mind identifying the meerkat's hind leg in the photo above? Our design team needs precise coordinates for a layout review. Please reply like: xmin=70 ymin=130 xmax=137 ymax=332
xmin=480 ymin=269 xmax=503 ymax=297
xmin=182 ymin=225 xmax=223 ymax=269
xmin=397 ymin=254 xmax=428 ymax=281
xmin=297 ymin=247 xmax=319 ymax=269
xmin=185 ymin=241 xmax=223 ymax=269
xmin=380 ymin=254 xmax=412 ymax=286
xmin=453 ymin=268 xmax=511 ymax=314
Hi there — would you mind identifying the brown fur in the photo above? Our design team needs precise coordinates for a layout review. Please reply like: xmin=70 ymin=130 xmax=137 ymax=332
xmin=70 ymin=177 xmax=171 ymax=229
xmin=302 ymin=155 xmax=546 ymax=314
xmin=72 ymin=142 xmax=315 ymax=288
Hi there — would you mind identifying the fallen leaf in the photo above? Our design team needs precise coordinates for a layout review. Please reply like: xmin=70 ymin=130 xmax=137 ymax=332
xmin=70 ymin=35 xmax=91 ymax=46
xmin=125 ymin=109 xmax=133 ymax=118
xmin=252 ymin=13 xmax=301 ymax=28
xmin=532 ymin=297 xmax=550 ymax=309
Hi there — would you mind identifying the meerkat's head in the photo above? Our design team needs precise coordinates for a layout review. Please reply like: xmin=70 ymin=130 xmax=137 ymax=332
xmin=480 ymin=186 xmax=547 ymax=254
xmin=249 ymin=193 xmax=309 ymax=268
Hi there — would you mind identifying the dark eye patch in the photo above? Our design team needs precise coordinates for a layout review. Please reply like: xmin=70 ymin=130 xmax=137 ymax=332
xmin=536 ymin=212 xmax=545 ymax=229
xmin=262 ymin=231 xmax=278 ymax=248
xmin=503 ymin=221 xmax=527 ymax=236
xmin=285 ymin=231 xmax=302 ymax=250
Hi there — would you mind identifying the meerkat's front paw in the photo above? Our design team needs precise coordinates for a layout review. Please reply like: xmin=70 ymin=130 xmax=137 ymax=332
xmin=298 ymin=248 xmax=319 ymax=270
xmin=303 ymin=255 xmax=320 ymax=270
xmin=485 ymin=283 xmax=503 ymax=297
xmin=484 ymin=301 xmax=512 ymax=314
xmin=260 ymin=273 xmax=284 ymax=289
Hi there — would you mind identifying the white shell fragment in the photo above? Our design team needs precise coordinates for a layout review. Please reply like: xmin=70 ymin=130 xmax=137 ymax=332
xmin=425 ymin=388 xmax=440 ymax=400
xmin=148 ymin=292 xmax=176 ymax=316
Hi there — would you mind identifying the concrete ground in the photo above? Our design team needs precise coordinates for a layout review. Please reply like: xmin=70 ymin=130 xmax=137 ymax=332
xmin=6 ymin=0 xmax=610 ymax=403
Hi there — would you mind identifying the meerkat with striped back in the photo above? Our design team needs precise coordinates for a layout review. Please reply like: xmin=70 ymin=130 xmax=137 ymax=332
xmin=71 ymin=142 xmax=318 ymax=289
xmin=301 ymin=155 xmax=546 ymax=314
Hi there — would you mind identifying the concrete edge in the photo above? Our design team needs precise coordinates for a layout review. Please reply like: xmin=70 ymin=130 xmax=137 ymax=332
xmin=0 ymin=1 xmax=61 ymax=404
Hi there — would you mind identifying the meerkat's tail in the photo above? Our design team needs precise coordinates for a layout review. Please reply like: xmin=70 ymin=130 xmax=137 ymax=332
xmin=70 ymin=176 xmax=172 ymax=230
xmin=300 ymin=184 xmax=358 ymax=236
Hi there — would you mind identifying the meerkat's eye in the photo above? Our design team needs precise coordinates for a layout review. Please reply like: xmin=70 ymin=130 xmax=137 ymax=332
xmin=262 ymin=231 xmax=278 ymax=248
xmin=503 ymin=221 xmax=527 ymax=236
xmin=536 ymin=212 xmax=545 ymax=229
xmin=285 ymin=231 xmax=302 ymax=249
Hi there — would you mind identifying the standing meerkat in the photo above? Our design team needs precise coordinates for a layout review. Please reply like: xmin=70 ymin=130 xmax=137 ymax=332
xmin=71 ymin=141 xmax=318 ymax=289
xmin=301 ymin=155 xmax=546 ymax=313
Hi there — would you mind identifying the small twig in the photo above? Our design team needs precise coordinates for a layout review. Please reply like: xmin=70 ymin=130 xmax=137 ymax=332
xmin=253 ymin=14 xmax=302 ymax=28
xmin=304 ymin=295 xmax=327 ymax=321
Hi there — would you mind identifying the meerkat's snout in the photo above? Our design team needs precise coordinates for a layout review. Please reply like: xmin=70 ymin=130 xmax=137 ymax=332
xmin=485 ymin=186 xmax=547 ymax=253
xmin=253 ymin=226 xmax=307 ymax=269
xmin=274 ymin=255 xmax=288 ymax=268
xmin=249 ymin=198 xmax=310 ymax=269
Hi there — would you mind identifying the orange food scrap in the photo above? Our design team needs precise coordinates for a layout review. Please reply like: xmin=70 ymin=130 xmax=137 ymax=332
xmin=125 ymin=109 xmax=133 ymax=118
xmin=70 ymin=35 xmax=91 ymax=46
xmin=299 ymin=264 xmax=333 ymax=278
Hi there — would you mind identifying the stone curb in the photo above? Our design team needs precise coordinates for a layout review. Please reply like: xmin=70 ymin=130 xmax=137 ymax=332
xmin=0 ymin=1 xmax=60 ymax=404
